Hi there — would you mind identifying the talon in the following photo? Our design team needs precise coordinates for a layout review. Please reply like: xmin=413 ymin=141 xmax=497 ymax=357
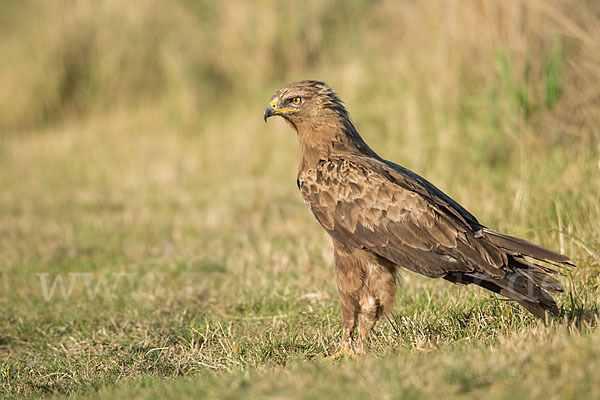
xmin=323 ymin=344 xmax=358 ymax=360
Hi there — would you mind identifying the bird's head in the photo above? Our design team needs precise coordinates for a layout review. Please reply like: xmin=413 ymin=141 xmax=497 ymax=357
xmin=263 ymin=80 xmax=374 ymax=157
xmin=264 ymin=80 xmax=349 ymax=130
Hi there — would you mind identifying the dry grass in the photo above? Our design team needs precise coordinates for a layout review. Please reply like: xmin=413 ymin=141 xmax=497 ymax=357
xmin=1 ymin=0 xmax=600 ymax=398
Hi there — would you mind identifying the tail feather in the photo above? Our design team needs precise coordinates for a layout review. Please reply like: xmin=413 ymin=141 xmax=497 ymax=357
xmin=482 ymin=228 xmax=573 ymax=266
xmin=445 ymin=227 xmax=574 ymax=319
xmin=517 ymin=299 xmax=558 ymax=319
xmin=444 ymin=270 xmax=560 ymax=319
xmin=515 ymin=266 xmax=564 ymax=293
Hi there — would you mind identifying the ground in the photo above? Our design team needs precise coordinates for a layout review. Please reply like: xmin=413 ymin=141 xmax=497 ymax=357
xmin=1 ymin=1 xmax=599 ymax=398
xmin=1 ymin=106 xmax=598 ymax=398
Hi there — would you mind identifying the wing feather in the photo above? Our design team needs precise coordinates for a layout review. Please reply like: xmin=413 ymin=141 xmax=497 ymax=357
xmin=298 ymin=157 xmax=504 ymax=277
xmin=298 ymin=156 xmax=570 ymax=283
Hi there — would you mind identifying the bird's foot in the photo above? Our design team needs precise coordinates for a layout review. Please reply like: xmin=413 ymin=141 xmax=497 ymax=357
xmin=323 ymin=342 xmax=361 ymax=360
xmin=324 ymin=347 xmax=356 ymax=360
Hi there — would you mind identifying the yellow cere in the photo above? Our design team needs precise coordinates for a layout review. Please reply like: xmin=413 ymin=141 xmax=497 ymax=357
xmin=269 ymin=98 xmax=296 ymax=114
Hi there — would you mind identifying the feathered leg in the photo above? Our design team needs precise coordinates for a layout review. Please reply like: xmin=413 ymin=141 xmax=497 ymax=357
xmin=329 ymin=246 xmax=360 ymax=359
xmin=357 ymin=261 xmax=397 ymax=353
xmin=331 ymin=240 xmax=397 ymax=357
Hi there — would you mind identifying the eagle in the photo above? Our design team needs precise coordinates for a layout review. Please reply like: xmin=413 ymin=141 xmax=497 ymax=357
xmin=264 ymin=80 xmax=573 ymax=354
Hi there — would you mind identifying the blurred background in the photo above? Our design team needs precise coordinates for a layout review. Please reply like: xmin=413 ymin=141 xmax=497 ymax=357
xmin=3 ymin=0 xmax=600 ymax=313
xmin=2 ymin=0 xmax=600 ymax=305
xmin=2 ymin=0 xmax=600 ymax=396
xmin=3 ymin=0 xmax=599 ymax=137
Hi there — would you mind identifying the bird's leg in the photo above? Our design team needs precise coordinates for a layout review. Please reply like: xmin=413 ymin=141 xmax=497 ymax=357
xmin=355 ymin=314 xmax=377 ymax=354
xmin=325 ymin=300 xmax=358 ymax=360
xmin=355 ymin=260 xmax=398 ymax=353
xmin=341 ymin=306 xmax=357 ymax=354
xmin=325 ymin=242 xmax=363 ymax=359
xmin=356 ymin=308 xmax=378 ymax=354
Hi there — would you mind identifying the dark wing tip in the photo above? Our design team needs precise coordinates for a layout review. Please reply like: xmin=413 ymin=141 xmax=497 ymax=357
xmin=483 ymin=228 xmax=574 ymax=266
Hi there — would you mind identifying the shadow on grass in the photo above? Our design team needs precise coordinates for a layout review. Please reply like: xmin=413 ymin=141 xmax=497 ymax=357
xmin=560 ymin=303 xmax=599 ymax=329
xmin=383 ymin=298 xmax=599 ymax=346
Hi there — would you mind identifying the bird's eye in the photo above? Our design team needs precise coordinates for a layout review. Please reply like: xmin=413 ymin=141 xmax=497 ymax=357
xmin=291 ymin=97 xmax=301 ymax=105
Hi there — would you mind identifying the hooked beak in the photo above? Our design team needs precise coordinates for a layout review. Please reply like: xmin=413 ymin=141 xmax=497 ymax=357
xmin=264 ymin=101 xmax=276 ymax=122
xmin=264 ymin=98 xmax=296 ymax=122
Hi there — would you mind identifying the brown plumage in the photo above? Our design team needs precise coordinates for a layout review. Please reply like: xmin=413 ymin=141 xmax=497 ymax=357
xmin=264 ymin=80 xmax=574 ymax=353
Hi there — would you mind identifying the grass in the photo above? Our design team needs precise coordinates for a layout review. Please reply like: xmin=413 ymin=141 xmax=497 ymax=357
xmin=1 ymin=0 xmax=600 ymax=398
